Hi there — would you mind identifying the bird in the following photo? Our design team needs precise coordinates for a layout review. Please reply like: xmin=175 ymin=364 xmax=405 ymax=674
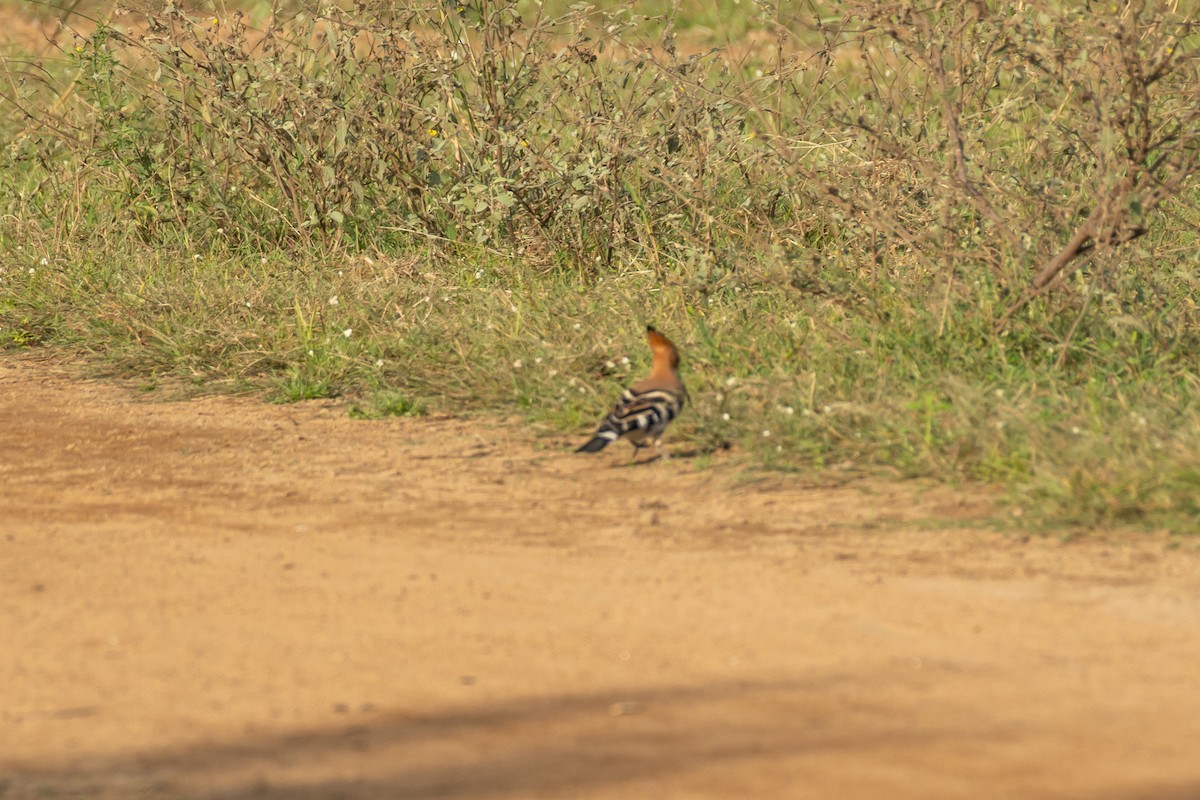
xmin=576 ymin=325 xmax=688 ymax=461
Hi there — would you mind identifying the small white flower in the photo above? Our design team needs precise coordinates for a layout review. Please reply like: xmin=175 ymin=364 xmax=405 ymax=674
xmin=27 ymin=268 xmax=35 ymax=275
xmin=512 ymin=359 xmax=523 ymax=369
xmin=474 ymin=269 xmax=484 ymax=279
xmin=343 ymin=328 xmax=353 ymax=338
xmin=260 ymin=257 xmax=268 ymax=265
xmin=192 ymin=254 xmax=200 ymax=261
xmin=217 ymin=227 xmax=225 ymax=235
xmin=572 ymin=323 xmax=581 ymax=330
xmin=725 ymin=376 xmax=738 ymax=388
xmin=722 ymin=413 xmax=730 ymax=421
xmin=39 ymin=257 xmax=48 ymax=266
xmin=605 ymin=360 xmax=616 ymax=369
xmin=762 ymin=430 xmax=771 ymax=437
xmin=782 ymin=406 xmax=794 ymax=415
xmin=620 ymin=356 xmax=630 ymax=366
xmin=328 ymin=295 xmax=339 ymax=306
xmin=994 ymin=388 xmax=1005 ymax=399
xmin=307 ymin=349 xmax=314 ymax=356
xmin=534 ymin=357 xmax=543 ymax=364
xmin=375 ymin=359 xmax=384 ymax=368
xmin=1071 ymin=426 xmax=1081 ymax=435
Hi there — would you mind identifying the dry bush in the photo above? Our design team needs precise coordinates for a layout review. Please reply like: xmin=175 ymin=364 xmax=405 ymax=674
xmin=3 ymin=1 xmax=800 ymax=275
xmin=5 ymin=1 xmax=1197 ymax=296
xmin=789 ymin=1 xmax=1200 ymax=318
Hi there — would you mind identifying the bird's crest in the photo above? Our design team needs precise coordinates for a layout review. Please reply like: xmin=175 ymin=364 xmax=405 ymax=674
xmin=646 ymin=325 xmax=681 ymax=374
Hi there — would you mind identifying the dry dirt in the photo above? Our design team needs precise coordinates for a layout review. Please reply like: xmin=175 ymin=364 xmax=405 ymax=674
xmin=3 ymin=352 xmax=1200 ymax=800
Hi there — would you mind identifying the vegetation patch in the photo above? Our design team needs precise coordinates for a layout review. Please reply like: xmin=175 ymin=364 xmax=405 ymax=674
xmin=2 ymin=0 xmax=1199 ymax=531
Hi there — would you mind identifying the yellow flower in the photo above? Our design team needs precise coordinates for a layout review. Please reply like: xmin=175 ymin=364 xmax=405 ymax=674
xmin=211 ymin=17 xmax=219 ymax=26
xmin=428 ymin=128 xmax=439 ymax=138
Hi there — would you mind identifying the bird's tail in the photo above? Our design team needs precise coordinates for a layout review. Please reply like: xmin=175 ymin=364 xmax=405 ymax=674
xmin=575 ymin=428 xmax=619 ymax=453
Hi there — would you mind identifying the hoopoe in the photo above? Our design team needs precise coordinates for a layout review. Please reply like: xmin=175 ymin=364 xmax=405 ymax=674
xmin=576 ymin=325 xmax=687 ymax=461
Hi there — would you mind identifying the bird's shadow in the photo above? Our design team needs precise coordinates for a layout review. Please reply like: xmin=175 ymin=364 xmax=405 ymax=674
xmin=615 ymin=448 xmax=702 ymax=467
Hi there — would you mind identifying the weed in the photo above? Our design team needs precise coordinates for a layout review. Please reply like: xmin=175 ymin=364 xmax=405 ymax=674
xmin=349 ymin=391 xmax=427 ymax=419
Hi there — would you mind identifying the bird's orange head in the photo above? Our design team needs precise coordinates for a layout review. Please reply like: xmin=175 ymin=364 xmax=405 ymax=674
xmin=646 ymin=325 xmax=681 ymax=373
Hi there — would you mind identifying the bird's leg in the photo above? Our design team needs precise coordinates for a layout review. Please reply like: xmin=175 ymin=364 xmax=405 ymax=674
xmin=655 ymin=436 xmax=669 ymax=462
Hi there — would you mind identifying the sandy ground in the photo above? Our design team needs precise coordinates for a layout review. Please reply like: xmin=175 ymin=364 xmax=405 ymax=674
xmin=3 ymin=352 xmax=1200 ymax=800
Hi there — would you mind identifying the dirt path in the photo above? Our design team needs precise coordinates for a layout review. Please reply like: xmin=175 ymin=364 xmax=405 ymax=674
xmin=3 ymin=353 xmax=1200 ymax=800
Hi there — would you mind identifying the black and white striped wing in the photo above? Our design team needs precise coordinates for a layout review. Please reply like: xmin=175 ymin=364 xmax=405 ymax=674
xmin=607 ymin=387 xmax=683 ymax=439
xmin=576 ymin=385 xmax=685 ymax=453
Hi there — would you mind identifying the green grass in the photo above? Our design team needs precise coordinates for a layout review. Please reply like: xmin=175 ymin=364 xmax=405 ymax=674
xmin=2 ymin=0 xmax=1200 ymax=532
xmin=6 ymin=238 xmax=1200 ymax=532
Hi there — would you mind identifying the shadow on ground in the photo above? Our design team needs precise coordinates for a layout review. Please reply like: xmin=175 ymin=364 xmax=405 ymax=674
xmin=3 ymin=676 xmax=974 ymax=799
xmin=6 ymin=673 xmax=1194 ymax=800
